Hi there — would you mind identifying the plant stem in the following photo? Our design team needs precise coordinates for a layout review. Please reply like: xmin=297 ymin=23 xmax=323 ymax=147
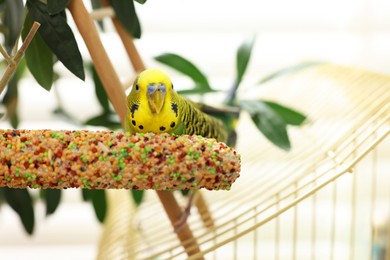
xmin=224 ymin=79 xmax=239 ymax=106
xmin=100 ymin=0 xmax=145 ymax=74
xmin=0 ymin=45 xmax=14 ymax=65
xmin=68 ymin=0 xmax=127 ymax=125
xmin=0 ymin=22 xmax=40 ymax=95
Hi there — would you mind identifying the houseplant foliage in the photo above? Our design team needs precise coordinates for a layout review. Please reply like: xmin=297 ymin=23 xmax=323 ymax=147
xmin=0 ymin=0 xmax=311 ymax=234
xmin=0 ymin=0 xmax=143 ymax=234
xmin=154 ymin=36 xmax=309 ymax=150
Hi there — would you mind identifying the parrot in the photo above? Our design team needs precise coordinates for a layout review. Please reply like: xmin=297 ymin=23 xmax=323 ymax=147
xmin=125 ymin=68 xmax=228 ymax=143
xmin=125 ymin=68 xmax=228 ymax=230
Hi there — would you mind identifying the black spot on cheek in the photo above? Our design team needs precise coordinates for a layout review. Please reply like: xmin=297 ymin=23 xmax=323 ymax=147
xmin=170 ymin=122 xmax=175 ymax=128
xmin=160 ymin=126 xmax=166 ymax=131
xmin=131 ymin=104 xmax=139 ymax=118
xmin=139 ymin=125 xmax=144 ymax=130
xmin=132 ymin=120 xmax=136 ymax=126
xmin=171 ymin=103 xmax=178 ymax=117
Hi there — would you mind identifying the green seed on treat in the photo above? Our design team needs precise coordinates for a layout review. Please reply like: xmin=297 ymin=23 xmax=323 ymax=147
xmin=68 ymin=144 xmax=77 ymax=149
xmin=0 ymin=130 xmax=240 ymax=190
xmin=169 ymin=156 xmax=175 ymax=164
xmin=80 ymin=154 xmax=88 ymax=163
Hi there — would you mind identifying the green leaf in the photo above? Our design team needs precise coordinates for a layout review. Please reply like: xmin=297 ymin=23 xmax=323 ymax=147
xmin=177 ymin=88 xmax=217 ymax=95
xmin=81 ymin=189 xmax=92 ymax=201
xmin=10 ymin=112 xmax=19 ymax=129
xmin=180 ymin=189 xmax=190 ymax=197
xmin=27 ymin=0 xmax=85 ymax=80
xmin=2 ymin=74 xmax=18 ymax=106
xmin=263 ymin=101 xmax=306 ymax=126
xmin=22 ymin=12 xmax=54 ymax=90
xmin=258 ymin=61 xmax=323 ymax=85
xmin=131 ymin=190 xmax=144 ymax=207
xmin=47 ymin=0 xmax=69 ymax=15
xmin=0 ymin=188 xmax=4 ymax=207
xmin=155 ymin=53 xmax=215 ymax=94
xmin=240 ymin=100 xmax=291 ymax=151
xmin=134 ymin=0 xmax=147 ymax=4
xmin=90 ymin=0 xmax=101 ymax=9
xmin=91 ymin=64 xmax=110 ymax=113
xmin=109 ymin=0 xmax=141 ymax=38
xmin=42 ymin=189 xmax=62 ymax=216
xmin=225 ymin=36 xmax=255 ymax=105
xmin=82 ymin=190 xmax=106 ymax=222
xmin=3 ymin=188 xmax=35 ymax=234
xmin=91 ymin=190 xmax=107 ymax=223
xmin=2 ymin=0 xmax=24 ymax=53
xmin=236 ymin=36 xmax=255 ymax=85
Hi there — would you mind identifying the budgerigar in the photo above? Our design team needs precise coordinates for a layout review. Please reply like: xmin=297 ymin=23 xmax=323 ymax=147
xmin=125 ymin=68 xmax=227 ymax=143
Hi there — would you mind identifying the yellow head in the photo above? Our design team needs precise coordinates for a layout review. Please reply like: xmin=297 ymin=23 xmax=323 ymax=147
xmin=129 ymin=69 xmax=173 ymax=114
xmin=127 ymin=69 xmax=179 ymax=133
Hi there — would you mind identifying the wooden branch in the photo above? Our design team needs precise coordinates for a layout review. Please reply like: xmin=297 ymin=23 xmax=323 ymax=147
xmin=90 ymin=6 xmax=115 ymax=21
xmin=111 ymin=21 xmax=145 ymax=74
xmin=157 ymin=191 xmax=203 ymax=257
xmin=194 ymin=192 xmax=215 ymax=229
xmin=0 ymin=22 xmax=40 ymax=95
xmin=100 ymin=0 xmax=145 ymax=74
xmin=68 ymin=0 xmax=127 ymax=125
xmin=98 ymin=1 xmax=205 ymax=258
xmin=0 ymin=45 xmax=14 ymax=65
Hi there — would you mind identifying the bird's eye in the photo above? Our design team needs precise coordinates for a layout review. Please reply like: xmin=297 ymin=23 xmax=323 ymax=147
xmin=171 ymin=84 xmax=174 ymax=90
xmin=135 ymin=84 xmax=139 ymax=91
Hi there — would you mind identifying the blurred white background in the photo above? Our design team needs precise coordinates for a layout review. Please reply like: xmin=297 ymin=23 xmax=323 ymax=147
xmin=1 ymin=0 xmax=390 ymax=259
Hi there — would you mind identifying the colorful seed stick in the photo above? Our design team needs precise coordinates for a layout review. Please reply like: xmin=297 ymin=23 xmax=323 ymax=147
xmin=0 ymin=130 xmax=240 ymax=190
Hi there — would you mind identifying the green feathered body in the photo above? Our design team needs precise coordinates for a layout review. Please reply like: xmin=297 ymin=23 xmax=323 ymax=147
xmin=171 ymin=94 xmax=228 ymax=143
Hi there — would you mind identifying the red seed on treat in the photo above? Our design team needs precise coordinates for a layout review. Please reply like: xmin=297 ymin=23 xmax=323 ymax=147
xmin=0 ymin=130 xmax=240 ymax=190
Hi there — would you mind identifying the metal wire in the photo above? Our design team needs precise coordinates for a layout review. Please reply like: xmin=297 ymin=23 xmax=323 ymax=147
xmin=99 ymin=64 xmax=390 ymax=259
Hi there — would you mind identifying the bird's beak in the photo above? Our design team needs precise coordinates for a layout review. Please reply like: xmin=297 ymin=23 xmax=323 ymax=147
xmin=147 ymin=83 xmax=166 ymax=114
